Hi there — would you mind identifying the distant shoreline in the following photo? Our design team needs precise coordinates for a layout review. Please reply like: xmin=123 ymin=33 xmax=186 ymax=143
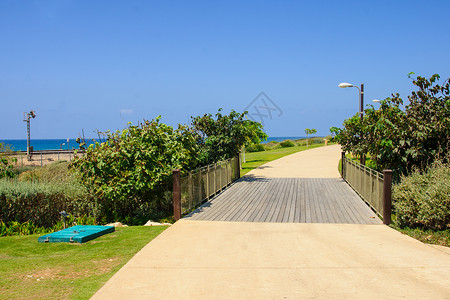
xmin=0 ymin=139 xmax=88 ymax=152
xmin=1 ymin=137 xmax=322 ymax=152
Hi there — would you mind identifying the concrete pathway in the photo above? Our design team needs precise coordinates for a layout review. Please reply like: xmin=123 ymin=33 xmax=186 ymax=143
xmin=92 ymin=145 xmax=450 ymax=299
xmin=246 ymin=144 xmax=342 ymax=178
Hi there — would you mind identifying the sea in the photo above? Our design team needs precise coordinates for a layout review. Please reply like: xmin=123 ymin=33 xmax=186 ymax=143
xmin=0 ymin=139 xmax=88 ymax=152
xmin=0 ymin=137 xmax=306 ymax=152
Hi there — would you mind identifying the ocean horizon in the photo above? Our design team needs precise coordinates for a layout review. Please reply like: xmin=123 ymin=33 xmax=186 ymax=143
xmin=0 ymin=139 xmax=85 ymax=152
xmin=0 ymin=137 xmax=309 ymax=152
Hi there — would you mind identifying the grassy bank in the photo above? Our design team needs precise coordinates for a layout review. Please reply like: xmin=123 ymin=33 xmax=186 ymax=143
xmin=241 ymin=143 xmax=325 ymax=176
xmin=391 ymin=225 xmax=450 ymax=247
xmin=0 ymin=226 xmax=167 ymax=299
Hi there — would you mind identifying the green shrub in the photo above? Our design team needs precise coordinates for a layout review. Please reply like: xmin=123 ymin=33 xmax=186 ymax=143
xmin=246 ymin=144 xmax=265 ymax=152
xmin=0 ymin=215 xmax=97 ymax=237
xmin=309 ymin=137 xmax=325 ymax=145
xmin=262 ymin=141 xmax=280 ymax=150
xmin=336 ymin=74 xmax=450 ymax=176
xmin=0 ymin=143 xmax=17 ymax=179
xmin=70 ymin=117 xmax=199 ymax=224
xmin=18 ymin=161 xmax=71 ymax=183
xmin=10 ymin=165 xmax=37 ymax=177
xmin=280 ymin=140 xmax=295 ymax=148
xmin=393 ymin=160 xmax=450 ymax=230
xmin=191 ymin=109 xmax=267 ymax=164
xmin=0 ymin=178 xmax=95 ymax=228
xmin=295 ymin=139 xmax=307 ymax=146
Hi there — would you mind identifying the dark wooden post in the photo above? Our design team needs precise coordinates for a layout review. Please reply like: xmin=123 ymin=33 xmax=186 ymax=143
xmin=360 ymin=154 xmax=366 ymax=166
xmin=173 ymin=169 xmax=181 ymax=221
xmin=341 ymin=151 xmax=345 ymax=178
xmin=235 ymin=154 xmax=240 ymax=180
xmin=188 ymin=172 xmax=193 ymax=212
xmin=382 ymin=169 xmax=393 ymax=225
xmin=206 ymin=165 xmax=210 ymax=199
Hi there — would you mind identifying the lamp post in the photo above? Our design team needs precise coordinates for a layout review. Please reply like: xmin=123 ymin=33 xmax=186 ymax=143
xmin=338 ymin=82 xmax=364 ymax=121
xmin=339 ymin=82 xmax=365 ymax=164
xmin=23 ymin=110 xmax=36 ymax=161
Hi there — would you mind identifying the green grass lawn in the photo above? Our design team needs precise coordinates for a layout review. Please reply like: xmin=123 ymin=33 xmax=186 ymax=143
xmin=241 ymin=143 xmax=325 ymax=176
xmin=391 ymin=226 xmax=450 ymax=247
xmin=0 ymin=226 xmax=168 ymax=299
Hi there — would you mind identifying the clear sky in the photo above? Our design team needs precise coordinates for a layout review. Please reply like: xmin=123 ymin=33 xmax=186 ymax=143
xmin=1 ymin=0 xmax=449 ymax=139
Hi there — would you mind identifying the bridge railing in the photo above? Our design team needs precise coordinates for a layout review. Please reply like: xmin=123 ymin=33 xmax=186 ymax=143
xmin=341 ymin=152 xmax=392 ymax=224
xmin=172 ymin=156 xmax=240 ymax=220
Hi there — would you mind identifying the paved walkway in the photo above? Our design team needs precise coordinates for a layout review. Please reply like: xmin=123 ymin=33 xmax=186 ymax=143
xmin=92 ymin=145 xmax=450 ymax=299
xmin=245 ymin=143 xmax=343 ymax=178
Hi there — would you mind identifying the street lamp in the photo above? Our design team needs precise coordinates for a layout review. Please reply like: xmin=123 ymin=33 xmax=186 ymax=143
xmin=338 ymin=82 xmax=364 ymax=121
xmin=339 ymin=82 xmax=365 ymax=165
xmin=23 ymin=110 xmax=36 ymax=161
xmin=372 ymin=99 xmax=381 ymax=103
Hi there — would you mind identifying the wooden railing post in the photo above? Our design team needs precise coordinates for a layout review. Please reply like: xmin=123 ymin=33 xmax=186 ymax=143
xmin=206 ymin=165 xmax=210 ymax=199
xmin=235 ymin=154 xmax=240 ymax=180
xmin=360 ymin=154 xmax=365 ymax=166
xmin=341 ymin=151 xmax=345 ymax=178
xmin=188 ymin=172 xmax=193 ymax=212
xmin=213 ymin=163 xmax=217 ymax=195
xmin=382 ymin=169 xmax=393 ymax=225
xmin=173 ymin=169 xmax=181 ymax=221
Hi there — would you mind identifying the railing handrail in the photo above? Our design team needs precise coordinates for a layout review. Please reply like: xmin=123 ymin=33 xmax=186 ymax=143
xmin=343 ymin=155 xmax=384 ymax=179
xmin=341 ymin=152 xmax=392 ymax=225
xmin=173 ymin=155 xmax=240 ymax=220
xmin=181 ymin=157 xmax=235 ymax=179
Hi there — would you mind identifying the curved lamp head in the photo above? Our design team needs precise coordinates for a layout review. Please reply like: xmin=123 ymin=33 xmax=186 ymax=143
xmin=338 ymin=82 xmax=354 ymax=88
xmin=372 ymin=99 xmax=381 ymax=103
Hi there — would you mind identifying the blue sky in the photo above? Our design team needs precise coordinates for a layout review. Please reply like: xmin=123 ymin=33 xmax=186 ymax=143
xmin=1 ymin=0 xmax=449 ymax=139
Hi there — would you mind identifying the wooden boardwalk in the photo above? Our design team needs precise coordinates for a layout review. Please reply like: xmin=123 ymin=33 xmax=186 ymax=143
xmin=185 ymin=176 xmax=382 ymax=224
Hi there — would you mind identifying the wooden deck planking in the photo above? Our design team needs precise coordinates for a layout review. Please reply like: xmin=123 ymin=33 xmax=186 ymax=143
xmin=331 ymin=180 xmax=360 ymax=223
xmin=247 ymin=180 xmax=274 ymax=222
xmin=286 ymin=179 xmax=296 ymax=223
xmin=194 ymin=183 xmax=237 ymax=221
xmin=338 ymin=181 xmax=376 ymax=224
xmin=275 ymin=178 xmax=289 ymax=223
xmin=270 ymin=178 xmax=288 ymax=222
xmin=243 ymin=180 xmax=272 ymax=222
xmin=185 ymin=177 xmax=382 ymax=224
xmin=225 ymin=178 xmax=263 ymax=221
xmin=328 ymin=180 xmax=350 ymax=223
xmin=257 ymin=178 xmax=280 ymax=222
xmin=207 ymin=177 xmax=260 ymax=221
xmin=296 ymin=180 xmax=306 ymax=223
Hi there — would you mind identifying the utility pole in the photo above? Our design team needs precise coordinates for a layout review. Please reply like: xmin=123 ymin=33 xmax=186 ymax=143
xmin=23 ymin=110 xmax=36 ymax=161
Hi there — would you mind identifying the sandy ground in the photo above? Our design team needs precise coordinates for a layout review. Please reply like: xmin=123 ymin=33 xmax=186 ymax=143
xmin=9 ymin=152 xmax=83 ymax=167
